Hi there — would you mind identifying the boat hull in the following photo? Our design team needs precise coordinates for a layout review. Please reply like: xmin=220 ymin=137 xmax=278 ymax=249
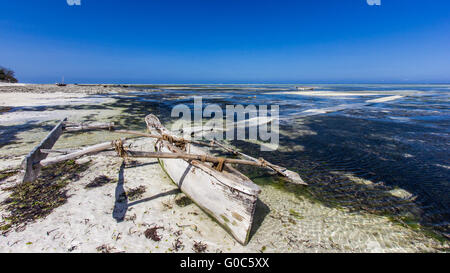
xmin=156 ymin=142 xmax=260 ymax=245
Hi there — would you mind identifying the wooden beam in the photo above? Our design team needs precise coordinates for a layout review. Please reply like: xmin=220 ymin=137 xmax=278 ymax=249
xmin=39 ymin=140 xmax=122 ymax=167
xmin=19 ymin=118 xmax=67 ymax=183
xmin=113 ymin=130 xmax=212 ymax=147
xmin=121 ymin=150 xmax=268 ymax=168
xmin=210 ymin=141 xmax=307 ymax=185
xmin=145 ymin=114 xmax=307 ymax=185
xmin=40 ymin=148 xmax=80 ymax=155
xmin=64 ymin=122 xmax=115 ymax=132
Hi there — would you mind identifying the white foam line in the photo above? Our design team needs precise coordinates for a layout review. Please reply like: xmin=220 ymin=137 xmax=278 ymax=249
xmin=292 ymin=95 xmax=405 ymax=118
xmin=179 ymin=117 xmax=275 ymax=136
xmin=366 ymin=95 xmax=404 ymax=103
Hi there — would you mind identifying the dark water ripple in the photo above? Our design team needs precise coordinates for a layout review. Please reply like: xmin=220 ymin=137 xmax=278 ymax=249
xmin=116 ymin=84 xmax=449 ymax=236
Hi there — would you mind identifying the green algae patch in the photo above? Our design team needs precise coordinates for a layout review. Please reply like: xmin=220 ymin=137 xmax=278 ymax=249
xmin=175 ymin=195 xmax=193 ymax=207
xmin=289 ymin=209 xmax=304 ymax=220
xmin=0 ymin=159 xmax=90 ymax=234
xmin=221 ymin=215 xmax=230 ymax=223
xmin=387 ymin=215 xmax=449 ymax=244
xmin=0 ymin=170 xmax=18 ymax=182
xmin=0 ymin=223 xmax=11 ymax=231
xmin=248 ymin=169 xmax=317 ymax=203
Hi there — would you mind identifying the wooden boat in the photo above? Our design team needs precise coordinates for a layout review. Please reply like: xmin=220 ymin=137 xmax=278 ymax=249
xmin=20 ymin=115 xmax=303 ymax=245
xmin=56 ymin=76 xmax=67 ymax=86
xmin=145 ymin=114 xmax=261 ymax=245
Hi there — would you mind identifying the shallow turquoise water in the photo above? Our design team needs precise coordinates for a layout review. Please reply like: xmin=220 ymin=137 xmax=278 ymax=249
xmin=102 ymin=84 xmax=449 ymax=237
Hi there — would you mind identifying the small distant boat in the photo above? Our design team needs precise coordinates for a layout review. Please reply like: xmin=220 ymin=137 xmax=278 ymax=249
xmin=56 ymin=76 xmax=67 ymax=87
xmin=296 ymin=86 xmax=315 ymax=91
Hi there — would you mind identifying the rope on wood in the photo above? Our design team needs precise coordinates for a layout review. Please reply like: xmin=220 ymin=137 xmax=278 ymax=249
xmin=162 ymin=134 xmax=175 ymax=144
xmin=214 ymin=157 xmax=226 ymax=172
xmin=162 ymin=134 xmax=187 ymax=150
xmin=259 ymin=158 xmax=269 ymax=168
xmin=113 ymin=139 xmax=128 ymax=159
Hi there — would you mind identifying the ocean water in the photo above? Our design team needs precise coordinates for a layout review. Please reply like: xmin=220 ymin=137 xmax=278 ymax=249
xmin=106 ymin=84 xmax=449 ymax=238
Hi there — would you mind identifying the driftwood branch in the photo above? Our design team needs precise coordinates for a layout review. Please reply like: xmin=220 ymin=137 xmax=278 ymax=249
xmin=113 ymin=130 xmax=213 ymax=147
xmin=119 ymin=150 xmax=267 ymax=168
xmin=125 ymin=149 xmax=306 ymax=185
xmin=54 ymin=119 xmax=306 ymax=185
xmin=39 ymin=140 xmax=125 ymax=167
xmin=145 ymin=114 xmax=307 ymax=185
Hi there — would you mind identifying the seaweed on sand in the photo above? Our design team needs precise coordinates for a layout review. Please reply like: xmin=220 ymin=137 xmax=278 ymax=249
xmin=193 ymin=241 xmax=207 ymax=253
xmin=289 ymin=209 xmax=304 ymax=220
xmin=85 ymin=175 xmax=116 ymax=189
xmin=175 ymin=195 xmax=193 ymax=207
xmin=173 ymin=238 xmax=184 ymax=252
xmin=126 ymin=186 xmax=146 ymax=201
xmin=0 ymin=160 xmax=90 ymax=233
xmin=0 ymin=170 xmax=18 ymax=183
xmin=144 ymin=225 xmax=163 ymax=241
xmin=96 ymin=244 xmax=117 ymax=253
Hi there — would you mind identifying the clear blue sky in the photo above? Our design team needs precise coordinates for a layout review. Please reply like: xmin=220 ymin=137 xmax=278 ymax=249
xmin=0 ymin=0 xmax=449 ymax=83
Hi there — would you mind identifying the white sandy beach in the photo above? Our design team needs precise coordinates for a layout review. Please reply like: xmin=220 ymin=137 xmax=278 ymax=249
xmin=0 ymin=137 xmax=255 ymax=253
xmin=0 ymin=85 xmax=448 ymax=253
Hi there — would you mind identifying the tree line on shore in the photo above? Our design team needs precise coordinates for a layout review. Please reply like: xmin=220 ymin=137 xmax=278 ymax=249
xmin=0 ymin=67 xmax=18 ymax=83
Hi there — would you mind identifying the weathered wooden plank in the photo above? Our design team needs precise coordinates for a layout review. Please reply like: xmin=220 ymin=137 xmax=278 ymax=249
xmin=210 ymin=140 xmax=307 ymax=185
xmin=145 ymin=115 xmax=305 ymax=184
xmin=19 ymin=118 xmax=67 ymax=183
xmin=40 ymin=141 xmax=118 ymax=167
xmin=125 ymin=151 xmax=268 ymax=167
xmin=114 ymin=129 xmax=212 ymax=147
xmin=157 ymin=143 xmax=259 ymax=245
xmin=40 ymin=148 xmax=80 ymax=155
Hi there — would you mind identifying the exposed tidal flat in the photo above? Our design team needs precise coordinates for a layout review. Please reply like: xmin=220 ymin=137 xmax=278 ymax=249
xmin=0 ymin=84 xmax=449 ymax=252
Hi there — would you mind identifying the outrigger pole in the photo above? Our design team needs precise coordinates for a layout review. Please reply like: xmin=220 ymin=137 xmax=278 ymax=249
xmin=17 ymin=118 xmax=306 ymax=186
